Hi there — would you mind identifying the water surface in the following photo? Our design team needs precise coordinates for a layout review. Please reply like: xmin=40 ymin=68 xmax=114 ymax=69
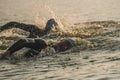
xmin=0 ymin=0 xmax=120 ymax=24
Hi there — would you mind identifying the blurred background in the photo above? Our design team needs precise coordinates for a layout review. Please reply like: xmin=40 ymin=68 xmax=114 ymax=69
xmin=0 ymin=0 xmax=120 ymax=24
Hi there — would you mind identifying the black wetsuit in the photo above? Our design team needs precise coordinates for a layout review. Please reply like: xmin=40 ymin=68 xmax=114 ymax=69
xmin=7 ymin=38 xmax=47 ymax=58
xmin=0 ymin=18 xmax=58 ymax=38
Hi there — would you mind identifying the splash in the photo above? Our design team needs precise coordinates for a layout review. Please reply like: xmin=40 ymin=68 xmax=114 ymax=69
xmin=0 ymin=28 xmax=29 ymax=38
xmin=34 ymin=15 xmax=46 ymax=29
xmin=44 ymin=5 xmax=74 ymax=33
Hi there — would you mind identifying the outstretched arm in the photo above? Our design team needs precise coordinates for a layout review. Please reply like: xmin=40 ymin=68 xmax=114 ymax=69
xmin=0 ymin=38 xmax=47 ymax=59
xmin=0 ymin=21 xmax=44 ymax=38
